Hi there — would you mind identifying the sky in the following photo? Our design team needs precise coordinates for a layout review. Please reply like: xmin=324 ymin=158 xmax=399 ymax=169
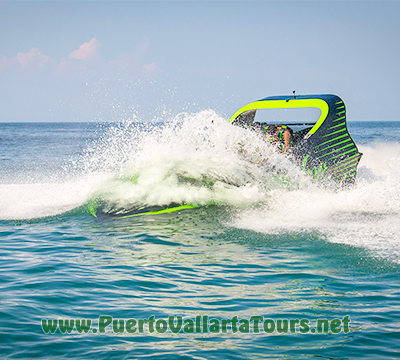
xmin=0 ymin=0 xmax=399 ymax=122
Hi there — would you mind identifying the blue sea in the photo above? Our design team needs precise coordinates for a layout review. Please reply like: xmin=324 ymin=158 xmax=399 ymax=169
xmin=1 ymin=113 xmax=400 ymax=359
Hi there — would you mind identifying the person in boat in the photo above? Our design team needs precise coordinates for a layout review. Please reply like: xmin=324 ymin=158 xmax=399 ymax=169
xmin=263 ymin=125 xmax=293 ymax=151
xmin=276 ymin=125 xmax=292 ymax=151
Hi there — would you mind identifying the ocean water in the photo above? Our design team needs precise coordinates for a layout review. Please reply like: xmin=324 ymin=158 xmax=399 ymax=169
xmin=1 ymin=113 xmax=400 ymax=359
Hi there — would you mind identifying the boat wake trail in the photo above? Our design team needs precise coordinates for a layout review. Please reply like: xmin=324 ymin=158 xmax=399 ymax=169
xmin=233 ymin=142 xmax=400 ymax=262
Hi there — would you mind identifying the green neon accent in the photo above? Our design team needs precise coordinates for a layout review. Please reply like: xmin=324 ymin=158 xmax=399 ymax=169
xmin=319 ymin=143 xmax=355 ymax=159
xmin=329 ymin=156 xmax=360 ymax=171
xmin=329 ymin=157 xmax=360 ymax=174
xmin=322 ymin=127 xmax=347 ymax=138
xmin=340 ymin=153 xmax=360 ymax=161
xmin=313 ymin=162 xmax=328 ymax=179
xmin=230 ymin=98 xmax=329 ymax=135
xmin=315 ymin=138 xmax=351 ymax=154
xmin=120 ymin=204 xmax=200 ymax=219
xmin=314 ymin=134 xmax=349 ymax=148
xmin=344 ymin=171 xmax=357 ymax=179
xmin=86 ymin=199 xmax=99 ymax=217
xmin=327 ymin=154 xmax=360 ymax=168
xmin=337 ymin=110 xmax=346 ymax=115
xmin=88 ymin=206 xmax=97 ymax=218
xmin=332 ymin=170 xmax=356 ymax=180
xmin=328 ymin=148 xmax=358 ymax=161
xmin=328 ymin=122 xmax=346 ymax=130
xmin=330 ymin=162 xmax=359 ymax=177
xmin=335 ymin=101 xmax=343 ymax=105
xmin=130 ymin=174 xmax=139 ymax=184
xmin=302 ymin=155 xmax=309 ymax=170
xmin=334 ymin=153 xmax=361 ymax=165
xmin=333 ymin=116 xmax=346 ymax=122
xmin=303 ymin=160 xmax=328 ymax=179
xmin=336 ymin=106 xmax=345 ymax=110
xmin=339 ymin=153 xmax=361 ymax=163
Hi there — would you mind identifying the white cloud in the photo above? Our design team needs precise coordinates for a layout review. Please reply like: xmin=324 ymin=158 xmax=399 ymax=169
xmin=68 ymin=38 xmax=100 ymax=60
xmin=16 ymin=48 xmax=51 ymax=67
xmin=0 ymin=48 xmax=52 ymax=72
xmin=0 ymin=37 xmax=163 ymax=77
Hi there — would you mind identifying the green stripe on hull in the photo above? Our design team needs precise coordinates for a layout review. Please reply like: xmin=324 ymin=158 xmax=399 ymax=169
xmin=328 ymin=161 xmax=359 ymax=177
xmin=322 ymin=127 xmax=347 ymax=138
xmin=331 ymin=170 xmax=357 ymax=180
xmin=318 ymin=143 xmax=355 ymax=159
xmin=315 ymin=138 xmax=351 ymax=154
xmin=328 ymin=122 xmax=346 ymax=130
xmin=328 ymin=155 xmax=360 ymax=172
xmin=328 ymin=148 xmax=358 ymax=161
xmin=327 ymin=154 xmax=361 ymax=169
xmin=332 ymin=116 xmax=346 ymax=123
xmin=120 ymin=204 xmax=200 ymax=219
xmin=314 ymin=134 xmax=349 ymax=149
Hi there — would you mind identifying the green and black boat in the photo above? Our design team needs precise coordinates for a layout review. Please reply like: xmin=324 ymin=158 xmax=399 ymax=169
xmin=230 ymin=94 xmax=362 ymax=185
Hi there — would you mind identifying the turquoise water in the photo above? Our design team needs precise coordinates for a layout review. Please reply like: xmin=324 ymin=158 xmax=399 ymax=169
xmin=1 ymin=115 xmax=400 ymax=359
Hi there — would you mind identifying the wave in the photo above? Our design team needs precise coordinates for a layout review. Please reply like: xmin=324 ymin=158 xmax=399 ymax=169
xmin=2 ymin=111 xmax=400 ymax=263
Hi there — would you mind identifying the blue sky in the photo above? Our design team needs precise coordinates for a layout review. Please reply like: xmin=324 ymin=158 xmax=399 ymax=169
xmin=0 ymin=1 xmax=399 ymax=122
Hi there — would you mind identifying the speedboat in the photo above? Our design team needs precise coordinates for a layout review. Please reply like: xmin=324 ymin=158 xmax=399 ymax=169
xmin=230 ymin=93 xmax=362 ymax=185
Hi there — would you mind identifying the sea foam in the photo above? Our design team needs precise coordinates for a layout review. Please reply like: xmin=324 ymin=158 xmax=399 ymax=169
xmin=3 ymin=111 xmax=400 ymax=265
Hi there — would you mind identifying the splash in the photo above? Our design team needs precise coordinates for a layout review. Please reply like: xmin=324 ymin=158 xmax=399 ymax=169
xmin=0 ymin=110 xmax=306 ymax=220
xmin=2 ymin=112 xmax=400 ymax=263
xmin=86 ymin=110 xmax=308 ymax=215
xmin=232 ymin=142 xmax=400 ymax=262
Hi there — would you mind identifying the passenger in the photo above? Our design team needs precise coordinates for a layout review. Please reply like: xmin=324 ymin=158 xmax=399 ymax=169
xmin=263 ymin=125 xmax=292 ymax=151
xmin=276 ymin=125 xmax=292 ymax=151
